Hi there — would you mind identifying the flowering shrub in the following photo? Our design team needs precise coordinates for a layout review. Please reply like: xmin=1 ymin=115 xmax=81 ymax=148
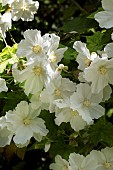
xmin=0 ymin=0 xmax=113 ymax=169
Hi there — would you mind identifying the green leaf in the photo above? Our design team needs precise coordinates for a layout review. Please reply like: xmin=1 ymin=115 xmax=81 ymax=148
xmin=60 ymin=16 xmax=98 ymax=33
xmin=86 ymin=29 xmax=113 ymax=52
xmin=49 ymin=137 xmax=74 ymax=159
xmin=30 ymin=140 xmax=46 ymax=150
xmin=0 ymin=44 xmax=18 ymax=73
xmin=12 ymin=162 xmax=25 ymax=170
xmin=61 ymin=47 xmax=77 ymax=65
xmin=88 ymin=116 xmax=113 ymax=146
xmin=0 ymin=3 xmax=7 ymax=12
xmin=0 ymin=92 xmax=7 ymax=99
xmin=40 ymin=110 xmax=58 ymax=140
xmin=63 ymin=5 xmax=77 ymax=20
xmin=2 ymin=89 xmax=28 ymax=113
xmin=86 ymin=31 xmax=104 ymax=52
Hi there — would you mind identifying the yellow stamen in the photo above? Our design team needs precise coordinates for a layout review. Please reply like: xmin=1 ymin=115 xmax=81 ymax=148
xmin=71 ymin=110 xmax=79 ymax=116
xmin=49 ymin=54 xmax=57 ymax=62
xmin=23 ymin=118 xmax=31 ymax=125
xmin=32 ymin=45 xmax=42 ymax=54
xmin=104 ymin=161 xmax=111 ymax=169
xmin=84 ymin=58 xmax=91 ymax=66
xmin=55 ymin=89 xmax=61 ymax=96
xmin=83 ymin=99 xmax=91 ymax=107
xmin=99 ymin=65 xmax=107 ymax=75
xmin=63 ymin=165 xmax=68 ymax=170
xmin=33 ymin=66 xmax=42 ymax=76
xmin=21 ymin=4 xmax=28 ymax=11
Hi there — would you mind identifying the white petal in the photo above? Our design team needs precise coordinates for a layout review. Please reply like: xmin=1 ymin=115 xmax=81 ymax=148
xmin=77 ymin=107 xmax=92 ymax=124
xmin=73 ymin=41 xmax=90 ymax=58
xmin=69 ymin=153 xmax=84 ymax=168
xmin=104 ymin=43 xmax=113 ymax=58
xmin=33 ymin=133 xmax=43 ymax=142
xmin=0 ymin=127 xmax=13 ymax=147
xmin=95 ymin=11 xmax=113 ymax=28
xmin=30 ymin=118 xmax=48 ymax=136
xmin=70 ymin=114 xmax=86 ymax=131
xmin=15 ymin=101 xmax=29 ymax=118
xmin=13 ymin=125 xmax=33 ymax=145
xmin=102 ymin=85 xmax=112 ymax=102
xmin=0 ymin=78 xmax=8 ymax=92
xmin=55 ymin=109 xmax=71 ymax=125
xmin=89 ymin=104 xmax=105 ymax=119
xmin=102 ymin=0 xmax=113 ymax=11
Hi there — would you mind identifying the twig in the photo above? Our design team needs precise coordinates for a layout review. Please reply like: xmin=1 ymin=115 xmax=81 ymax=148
xmin=71 ymin=0 xmax=88 ymax=14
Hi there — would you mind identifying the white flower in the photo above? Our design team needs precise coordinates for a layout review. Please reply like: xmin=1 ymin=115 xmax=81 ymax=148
xmin=16 ymin=29 xmax=48 ymax=61
xmin=54 ymin=97 xmax=87 ymax=132
xmin=0 ymin=116 xmax=13 ymax=147
xmin=68 ymin=152 xmax=97 ymax=170
xmin=43 ymin=33 xmax=60 ymax=50
xmin=73 ymin=41 xmax=98 ymax=71
xmin=45 ymin=33 xmax=67 ymax=70
xmin=50 ymin=155 xmax=69 ymax=170
xmin=12 ymin=59 xmax=50 ymax=95
xmin=94 ymin=0 xmax=113 ymax=28
xmin=0 ymin=12 xmax=12 ymax=37
xmin=70 ymin=83 xmax=105 ymax=124
xmin=0 ymin=78 xmax=8 ymax=92
xmin=78 ymin=58 xmax=112 ymax=100
xmin=40 ymin=76 xmax=76 ymax=113
xmin=11 ymin=0 xmax=39 ymax=21
xmin=83 ymin=56 xmax=113 ymax=93
xmin=47 ymin=47 xmax=67 ymax=70
xmin=90 ymin=147 xmax=113 ymax=170
xmin=5 ymin=101 xmax=49 ymax=146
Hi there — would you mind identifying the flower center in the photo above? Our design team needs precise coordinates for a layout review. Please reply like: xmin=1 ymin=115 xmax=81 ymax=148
xmin=83 ymin=99 xmax=91 ymax=107
xmin=84 ymin=58 xmax=91 ymax=66
xmin=21 ymin=4 xmax=28 ymax=11
xmin=23 ymin=118 xmax=31 ymax=125
xmin=104 ymin=161 xmax=111 ymax=169
xmin=62 ymin=165 xmax=68 ymax=170
xmin=32 ymin=45 xmax=42 ymax=54
xmin=99 ymin=65 xmax=107 ymax=75
xmin=71 ymin=109 xmax=79 ymax=116
xmin=49 ymin=53 xmax=57 ymax=62
xmin=33 ymin=66 xmax=42 ymax=76
xmin=55 ymin=89 xmax=61 ymax=96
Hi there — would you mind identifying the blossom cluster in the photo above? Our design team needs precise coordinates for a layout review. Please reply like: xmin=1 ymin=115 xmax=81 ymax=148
xmin=0 ymin=0 xmax=39 ymax=37
xmin=0 ymin=0 xmax=113 ymax=169
xmin=50 ymin=147 xmax=113 ymax=170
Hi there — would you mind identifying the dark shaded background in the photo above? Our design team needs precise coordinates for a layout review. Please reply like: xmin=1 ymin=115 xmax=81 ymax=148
xmin=6 ymin=0 xmax=101 ymax=44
